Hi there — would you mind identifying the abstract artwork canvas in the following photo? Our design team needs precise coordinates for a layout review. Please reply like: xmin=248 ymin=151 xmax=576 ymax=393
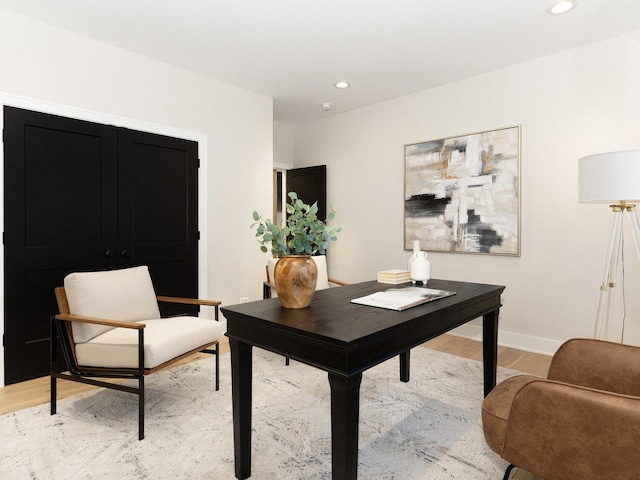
xmin=405 ymin=126 xmax=520 ymax=255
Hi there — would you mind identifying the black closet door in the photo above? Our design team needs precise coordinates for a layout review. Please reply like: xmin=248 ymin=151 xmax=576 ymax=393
xmin=3 ymin=107 xmax=199 ymax=383
xmin=118 ymin=129 xmax=199 ymax=317
xmin=3 ymin=106 xmax=119 ymax=384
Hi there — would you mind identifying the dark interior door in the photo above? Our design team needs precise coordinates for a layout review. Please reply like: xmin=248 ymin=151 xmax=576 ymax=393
xmin=3 ymin=107 xmax=199 ymax=383
xmin=286 ymin=165 xmax=327 ymax=221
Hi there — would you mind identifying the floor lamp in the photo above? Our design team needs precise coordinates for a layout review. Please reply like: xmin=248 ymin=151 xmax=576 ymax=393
xmin=579 ymin=150 xmax=640 ymax=341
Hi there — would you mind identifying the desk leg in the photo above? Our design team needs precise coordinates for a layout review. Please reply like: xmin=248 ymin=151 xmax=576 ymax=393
xmin=399 ymin=349 xmax=410 ymax=382
xmin=482 ymin=309 xmax=499 ymax=397
xmin=328 ymin=372 xmax=363 ymax=480
xmin=230 ymin=338 xmax=253 ymax=479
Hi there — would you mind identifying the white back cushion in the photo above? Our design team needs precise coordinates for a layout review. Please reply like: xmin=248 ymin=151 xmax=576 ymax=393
xmin=64 ymin=266 xmax=161 ymax=343
xmin=267 ymin=258 xmax=279 ymax=298
xmin=312 ymin=255 xmax=330 ymax=290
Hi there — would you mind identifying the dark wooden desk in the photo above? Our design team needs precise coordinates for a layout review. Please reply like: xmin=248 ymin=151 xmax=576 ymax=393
xmin=222 ymin=279 xmax=504 ymax=480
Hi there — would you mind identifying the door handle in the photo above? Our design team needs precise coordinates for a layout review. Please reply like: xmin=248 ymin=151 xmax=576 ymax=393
xmin=121 ymin=249 xmax=131 ymax=258
xmin=105 ymin=250 xmax=116 ymax=258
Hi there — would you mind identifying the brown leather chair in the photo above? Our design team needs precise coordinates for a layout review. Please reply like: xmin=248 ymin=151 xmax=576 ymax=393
xmin=482 ymin=338 xmax=640 ymax=480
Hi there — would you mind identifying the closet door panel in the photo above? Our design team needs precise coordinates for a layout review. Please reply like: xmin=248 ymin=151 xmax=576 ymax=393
xmin=118 ymin=129 xmax=199 ymax=317
xmin=3 ymin=106 xmax=118 ymax=383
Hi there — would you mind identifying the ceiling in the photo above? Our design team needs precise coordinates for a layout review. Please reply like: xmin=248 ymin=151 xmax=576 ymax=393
xmin=1 ymin=0 xmax=640 ymax=126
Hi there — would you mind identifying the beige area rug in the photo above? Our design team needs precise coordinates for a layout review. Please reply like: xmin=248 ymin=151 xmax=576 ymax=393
xmin=1 ymin=347 xmax=542 ymax=479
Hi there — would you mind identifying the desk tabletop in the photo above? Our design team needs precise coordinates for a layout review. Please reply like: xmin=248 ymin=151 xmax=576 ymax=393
xmin=222 ymin=279 xmax=504 ymax=374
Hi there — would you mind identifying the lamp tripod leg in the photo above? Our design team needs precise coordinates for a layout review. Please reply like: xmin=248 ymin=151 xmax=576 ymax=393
xmin=626 ymin=208 xmax=640 ymax=264
xmin=594 ymin=211 xmax=624 ymax=339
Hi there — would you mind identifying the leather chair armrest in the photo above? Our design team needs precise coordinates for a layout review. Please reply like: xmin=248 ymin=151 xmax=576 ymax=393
xmin=502 ymin=379 xmax=640 ymax=480
xmin=55 ymin=313 xmax=144 ymax=329
xmin=548 ymin=338 xmax=640 ymax=396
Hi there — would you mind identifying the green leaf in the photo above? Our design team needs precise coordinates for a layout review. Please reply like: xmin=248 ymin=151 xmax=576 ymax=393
xmin=252 ymin=190 xmax=340 ymax=257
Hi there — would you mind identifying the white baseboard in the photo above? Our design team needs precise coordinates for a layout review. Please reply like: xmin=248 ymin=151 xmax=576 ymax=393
xmin=450 ymin=324 xmax=563 ymax=357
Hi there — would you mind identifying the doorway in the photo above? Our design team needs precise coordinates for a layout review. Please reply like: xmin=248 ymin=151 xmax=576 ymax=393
xmin=275 ymin=165 xmax=327 ymax=221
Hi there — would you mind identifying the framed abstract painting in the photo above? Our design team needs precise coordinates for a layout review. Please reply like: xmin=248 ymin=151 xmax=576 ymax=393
xmin=404 ymin=126 xmax=520 ymax=256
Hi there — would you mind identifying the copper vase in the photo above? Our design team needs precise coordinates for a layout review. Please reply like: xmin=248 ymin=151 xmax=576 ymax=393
xmin=274 ymin=255 xmax=318 ymax=308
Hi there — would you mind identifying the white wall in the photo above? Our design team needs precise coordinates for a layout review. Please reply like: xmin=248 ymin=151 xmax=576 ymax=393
xmin=274 ymin=121 xmax=295 ymax=168
xmin=0 ymin=10 xmax=274 ymax=386
xmin=294 ymin=31 xmax=640 ymax=355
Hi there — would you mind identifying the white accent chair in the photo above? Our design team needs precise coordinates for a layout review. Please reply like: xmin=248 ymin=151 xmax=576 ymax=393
xmin=263 ymin=255 xmax=347 ymax=365
xmin=50 ymin=266 xmax=222 ymax=440
xmin=263 ymin=255 xmax=347 ymax=299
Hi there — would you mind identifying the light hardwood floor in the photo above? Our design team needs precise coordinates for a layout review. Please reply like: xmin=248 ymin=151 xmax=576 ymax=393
xmin=422 ymin=334 xmax=552 ymax=378
xmin=0 ymin=334 xmax=548 ymax=479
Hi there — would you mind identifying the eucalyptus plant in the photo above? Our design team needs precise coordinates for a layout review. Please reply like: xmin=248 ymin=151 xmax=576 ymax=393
xmin=251 ymin=192 xmax=341 ymax=257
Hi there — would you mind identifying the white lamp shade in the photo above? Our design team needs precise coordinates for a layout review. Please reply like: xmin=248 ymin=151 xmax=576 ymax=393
xmin=579 ymin=150 xmax=640 ymax=203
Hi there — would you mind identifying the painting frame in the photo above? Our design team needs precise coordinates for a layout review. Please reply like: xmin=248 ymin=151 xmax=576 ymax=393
xmin=404 ymin=125 xmax=521 ymax=256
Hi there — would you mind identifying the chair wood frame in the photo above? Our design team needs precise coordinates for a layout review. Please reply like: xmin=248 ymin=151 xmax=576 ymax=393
xmin=262 ymin=264 xmax=348 ymax=299
xmin=50 ymin=286 xmax=221 ymax=440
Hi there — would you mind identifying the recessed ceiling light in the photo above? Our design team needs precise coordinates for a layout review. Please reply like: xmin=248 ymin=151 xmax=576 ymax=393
xmin=334 ymin=81 xmax=350 ymax=89
xmin=547 ymin=0 xmax=577 ymax=15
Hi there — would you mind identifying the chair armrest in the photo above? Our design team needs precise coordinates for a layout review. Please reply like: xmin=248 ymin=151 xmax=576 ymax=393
xmin=548 ymin=338 xmax=640 ymax=397
xmin=55 ymin=313 xmax=144 ymax=329
xmin=263 ymin=280 xmax=275 ymax=299
xmin=156 ymin=296 xmax=221 ymax=307
xmin=263 ymin=279 xmax=346 ymax=298
xmin=502 ymin=379 xmax=640 ymax=480
xmin=265 ymin=278 xmax=347 ymax=290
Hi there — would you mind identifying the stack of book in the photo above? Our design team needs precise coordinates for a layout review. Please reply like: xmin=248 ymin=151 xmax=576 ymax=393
xmin=377 ymin=269 xmax=411 ymax=284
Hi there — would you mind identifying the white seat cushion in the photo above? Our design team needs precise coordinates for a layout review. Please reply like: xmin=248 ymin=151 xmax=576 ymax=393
xmin=64 ymin=266 xmax=161 ymax=343
xmin=75 ymin=316 xmax=223 ymax=369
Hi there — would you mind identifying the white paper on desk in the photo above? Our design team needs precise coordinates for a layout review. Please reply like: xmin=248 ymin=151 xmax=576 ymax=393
xmin=350 ymin=286 xmax=455 ymax=311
